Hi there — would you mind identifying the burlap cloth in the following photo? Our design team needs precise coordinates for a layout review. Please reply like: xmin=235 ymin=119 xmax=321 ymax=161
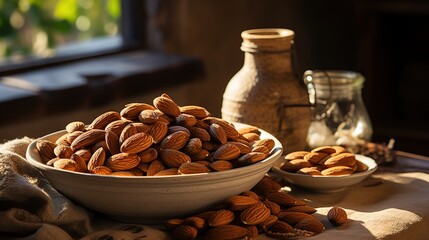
xmin=1 ymin=138 xmax=428 ymax=240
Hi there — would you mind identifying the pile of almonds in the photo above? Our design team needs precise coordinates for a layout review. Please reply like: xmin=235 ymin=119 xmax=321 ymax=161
xmin=280 ymin=145 xmax=369 ymax=176
xmin=165 ymin=176 xmax=347 ymax=240
xmin=35 ymin=93 xmax=276 ymax=176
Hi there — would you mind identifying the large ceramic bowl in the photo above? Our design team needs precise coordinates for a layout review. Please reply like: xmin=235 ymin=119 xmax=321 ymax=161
xmin=271 ymin=154 xmax=377 ymax=193
xmin=26 ymin=123 xmax=283 ymax=223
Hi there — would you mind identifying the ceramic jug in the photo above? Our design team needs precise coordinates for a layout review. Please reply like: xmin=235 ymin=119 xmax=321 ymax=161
xmin=221 ymin=28 xmax=311 ymax=153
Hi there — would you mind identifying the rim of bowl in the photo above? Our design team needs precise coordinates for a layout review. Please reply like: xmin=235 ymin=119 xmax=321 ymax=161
xmin=26 ymin=123 xmax=284 ymax=182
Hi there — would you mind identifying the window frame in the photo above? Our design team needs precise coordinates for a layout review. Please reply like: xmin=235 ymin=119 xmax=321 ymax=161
xmin=0 ymin=0 xmax=147 ymax=76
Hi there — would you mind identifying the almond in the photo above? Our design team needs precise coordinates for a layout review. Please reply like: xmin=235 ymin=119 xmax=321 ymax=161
xmin=284 ymin=205 xmax=317 ymax=214
xmin=175 ymin=113 xmax=197 ymax=127
xmin=304 ymin=152 xmax=328 ymax=164
xmin=263 ymin=200 xmax=281 ymax=215
xmin=284 ymin=151 xmax=310 ymax=160
xmin=297 ymin=167 xmax=322 ymax=176
xmin=153 ymin=95 xmax=180 ymax=117
xmin=88 ymin=111 xmax=121 ymax=130
xmin=194 ymin=119 xmax=210 ymax=130
xmin=87 ymin=147 xmax=106 ymax=172
xmin=190 ymin=149 xmax=209 ymax=161
xmin=132 ymin=122 xmax=151 ymax=133
xmin=120 ymin=132 xmax=153 ymax=154
xmin=252 ymin=138 xmax=275 ymax=153
xmin=129 ymin=168 xmax=144 ymax=176
xmin=105 ymin=130 xmax=120 ymax=155
xmin=238 ymin=152 xmax=266 ymax=165
xmin=208 ymin=209 xmax=235 ymax=227
xmin=266 ymin=220 xmax=293 ymax=233
xmin=295 ymin=218 xmax=325 ymax=233
xmin=137 ymin=147 xmax=158 ymax=163
xmin=120 ymin=103 xmax=155 ymax=120
xmin=46 ymin=157 xmax=60 ymax=166
xmin=148 ymin=121 xmax=168 ymax=144
xmin=209 ymin=160 xmax=233 ymax=172
xmin=72 ymin=149 xmax=90 ymax=162
xmin=228 ymin=141 xmax=251 ymax=154
xmin=91 ymin=165 xmax=112 ymax=175
xmin=55 ymin=133 xmax=70 ymax=146
xmin=355 ymin=160 xmax=369 ymax=172
xmin=167 ymin=125 xmax=190 ymax=135
xmin=172 ymin=225 xmax=197 ymax=240
xmin=264 ymin=192 xmax=297 ymax=207
xmin=119 ymin=123 xmax=137 ymax=145
xmin=178 ymin=162 xmax=210 ymax=174
xmin=311 ymin=146 xmax=336 ymax=154
xmin=138 ymin=109 xmax=163 ymax=124
xmin=204 ymin=117 xmax=240 ymax=139
xmin=237 ymin=125 xmax=260 ymax=135
xmin=321 ymin=166 xmax=354 ymax=176
xmin=164 ymin=218 xmax=184 ymax=231
xmin=184 ymin=216 xmax=206 ymax=230
xmin=214 ymin=144 xmax=241 ymax=161
xmin=71 ymin=154 xmax=87 ymax=173
xmin=105 ymin=119 xmax=132 ymax=136
xmin=160 ymin=131 xmax=190 ymax=150
xmin=68 ymin=131 xmax=85 ymax=145
xmin=90 ymin=141 xmax=108 ymax=154
xmin=183 ymin=138 xmax=202 ymax=155
xmin=105 ymin=153 xmax=141 ymax=171
xmin=240 ymin=202 xmax=271 ymax=225
xmin=36 ymin=140 xmax=57 ymax=162
xmin=179 ymin=105 xmax=211 ymax=119
xmin=53 ymin=158 xmax=77 ymax=171
xmin=244 ymin=225 xmax=259 ymax=238
xmin=146 ymin=160 xmax=165 ymax=176
xmin=209 ymin=123 xmax=227 ymax=144
xmin=240 ymin=191 xmax=261 ymax=201
xmin=323 ymin=152 xmax=356 ymax=167
xmin=189 ymin=127 xmax=211 ymax=142
xmin=280 ymin=159 xmax=312 ymax=172
xmin=65 ymin=121 xmax=85 ymax=133
xmin=160 ymin=149 xmax=191 ymax=168
xmin=327 ymin=207 xmax=348 ymax=225
xmin=261 ymin=215 xmax=279 ymax=228
xmin=111 ymin=171 xmax=136 ymax=176
xmin=242 ymin=132 xmax=260 ymax=142
xmin=205 ymin=225 xmax=246 ymax=240
xmin=71 ymin=129 xmax=106 ymax=151
xmin=332 ymin=145 xmax=348 ymax=154
xmin=251 ymin=145 xmax=270 ymax=156
xmin=226 ymin=195 xmax=259 ymax=211
xmin=154 ymin=168 xmax=179 ymax=176
xmin=202 ymin=141 xmax=219 ymax=151
xmin=277 ymin=212 xmax=317 ymax=226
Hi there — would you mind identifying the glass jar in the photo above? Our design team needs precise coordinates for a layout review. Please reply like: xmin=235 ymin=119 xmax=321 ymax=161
xmin=304 ymin=70 xmax=373 ymax=149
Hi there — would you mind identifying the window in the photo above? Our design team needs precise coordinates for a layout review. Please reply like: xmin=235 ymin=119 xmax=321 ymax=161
xmin=0 ymin=0 xmax=146 ymax=74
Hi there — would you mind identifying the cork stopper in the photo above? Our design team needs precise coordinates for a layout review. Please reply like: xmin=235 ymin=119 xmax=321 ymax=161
xmin=241 ymin=28 xmax=295 ymax=53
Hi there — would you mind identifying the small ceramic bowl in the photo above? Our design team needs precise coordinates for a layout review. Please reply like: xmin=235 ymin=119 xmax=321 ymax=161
xmin=26 ymin=123 xmax=283 ymax=223
xmin=271 ymin=154 xmax=378 ymax=193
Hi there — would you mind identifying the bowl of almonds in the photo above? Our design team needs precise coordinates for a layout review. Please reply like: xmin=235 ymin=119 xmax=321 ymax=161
xmin=26 ymin=93 xmax=283 ymax=223
xmin=271 ymin=146 xmax=377 ymax=192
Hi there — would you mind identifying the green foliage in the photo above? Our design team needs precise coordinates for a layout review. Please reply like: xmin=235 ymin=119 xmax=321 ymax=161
xmin=0 ymin=0 xmax=121 ymax=63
